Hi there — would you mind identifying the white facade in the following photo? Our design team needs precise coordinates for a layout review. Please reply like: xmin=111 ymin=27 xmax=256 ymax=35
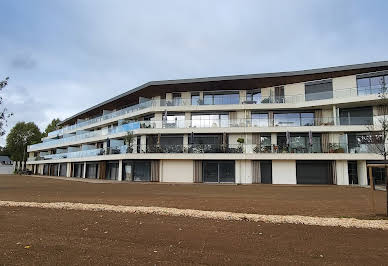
xmin=26 ymin=62 xmax=388 ymax=185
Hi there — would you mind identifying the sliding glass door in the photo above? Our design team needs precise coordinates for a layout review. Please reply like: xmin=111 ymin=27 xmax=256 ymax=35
xmin=203 ymin=160 xmax=235 ymax=183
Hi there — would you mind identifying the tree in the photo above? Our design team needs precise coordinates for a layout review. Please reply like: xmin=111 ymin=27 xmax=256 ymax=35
xmin=367 ymin=77 xmax=388 ymax=215
xmin=43 ymin=118 xmax=61 ymax=137
xmin=0 ymin=77 xmax=13 ymax=136
xmin=0 ymin=146 xmax=10 ymax=157
xmin=6 ymin=122 xmax=42 ymax=162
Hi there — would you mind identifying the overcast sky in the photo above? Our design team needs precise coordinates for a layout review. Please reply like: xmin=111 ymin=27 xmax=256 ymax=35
xmin=0 ymin=0 xmax=387 ymax=145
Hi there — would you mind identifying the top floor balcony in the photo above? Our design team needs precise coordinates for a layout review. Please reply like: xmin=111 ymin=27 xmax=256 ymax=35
xmin=47 ymin=86 xmax=384 ymax=138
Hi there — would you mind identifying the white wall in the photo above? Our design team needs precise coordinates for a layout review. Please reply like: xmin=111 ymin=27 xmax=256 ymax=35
xmin=333 ymin=75 xmax=357 ymax=98
xmin=0 ymin=165 xmax=14 ymax=174
xmin=160 ymin=160 xmax=193 ymax=183
xmin=357 ymin=160 xmax=368 ymax=186
xmin=336 ymin=160 xmax=349 ymax=185
xmin=235 ymin=160 xmax=252 ymax=184
xmin=272 ymin=160 xmax=296 ymax=184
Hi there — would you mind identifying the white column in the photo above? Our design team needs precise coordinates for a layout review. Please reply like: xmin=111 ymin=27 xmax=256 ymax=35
xmin=357 ymin=160 xmax=368 ymax=186
xmin=83 ymin=162 xmax=86 ymax=178
xmin=66 ymin=162 xmax=71 ymax=177
xmin=140 ymin=135 xmax=147 ymax=153
xmin=332 ymin=105 xmax=337 ymax=125
xmin=118 ymin=160 xmax=123 ymax=181
xmin=271 ymin=133 xmax=277 ymax=152
xmin=336 ymin=160 xmax=349 ymax=185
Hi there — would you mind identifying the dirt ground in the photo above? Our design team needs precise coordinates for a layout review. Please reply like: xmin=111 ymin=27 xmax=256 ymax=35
xmin=1 ymin=174 xmax=388 ymax=265
xmin=0 ymin=175 xmax=386 ymax=218
xmin=1 ymin=207 xmax=388 ymax=265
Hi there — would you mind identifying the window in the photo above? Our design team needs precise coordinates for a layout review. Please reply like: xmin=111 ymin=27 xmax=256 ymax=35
xmin=191 ymin=93 xmax=200 ymax=105
xmin=246 ymin=89 xmax=262 ymax=103
xmin=86 ymin=163 xmax=98 ymax=179
xmin=277 ymin=133 xmax=321 ymax=153
xmin=203 ymin=160 xmax=235 ymax=183
xmin=203 ymin=92 xmax=239 ymax=105
xmin=305 ymin=80 xmax=333 ymax=101
xmin=347 ymin=132 xmax=382 ymax=153
xmin=274 ymin=86 xmax=285 ymax=103
xmin=191 ymin=114 xmax=229 ymax=128
xmin=72 ymin=163 xmax=83 ymax=178
xmin=106 ymin=161 xmax=119 ymax=180
xmin=274 ymin=112 xmax=314 ymax=127
xmin=122 ymin=160 xmax=151 ymax=181
xmin=339 ymin=107 xmax=373 ymax=125
xmin=164 ymin=114 xmax=185 ymax=128
xmin=251 ymin=113 xmax=268 ymax=127
xmin=172 ymin=93 xmax=182 ymax=106
xmin=357 ymin=72 xmax=388 ymax=95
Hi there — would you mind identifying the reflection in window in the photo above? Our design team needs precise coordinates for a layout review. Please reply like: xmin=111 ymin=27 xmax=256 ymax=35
xmin=203 ymin=92 xmax=239 ymax=105
xmin=191 ymin=114 xmax=229 ymax=128
xmin=246 ymin=89 xmax=262 ymax=103
xmin=357 ymin=74 xmax=388 ymax=95
xmin=251 ymin=113 xmax=268 ymax=127
xmin=277 ymin=133 xmax=321 ymax=153
xmin=191 ymin=93 xmax=200 ymax=105
xmin=164 ymin=114 xmax=185 ymax=128
xmin=305 ymin=80 xmax=333 ymax=101
xmin=274 ymin=112 xmax=314 ymax=127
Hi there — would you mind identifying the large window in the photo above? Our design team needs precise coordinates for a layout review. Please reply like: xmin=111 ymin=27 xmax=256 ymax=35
xmin=305 ymin=80 xmax=333 ymax=101
xmin=339 ymin=107 xmax=373 ymax=125
xmin=106 ymin=161 xmax=119 ymax=180
xmin=203 ymin=160 xmax=235 ymax=183
xmin=246 ymin=89 xmax=262 ymax=103
xmin=122 ymin=160 xmax=151 ymax=182
xmin=59 ymin=163 xmax=67 ymax=177
xmin=296 ymin=161 xmax=333 ymax=184
xmin=72 ymin=163 xmax=83 ymax=178
xmin=251 ymin=113 xmax=268 ymax=127
xmin=189 ymin=134 xmax=224 ymax=153
xmin=191 ymin=93 xmax=200 ymax=105
xmin=357 ymin=72 xmax=388 ymax=95
xmin=164 ymin=114 xmax=185 ymax=128
xmin=274 ymin=112 xmax=314 ymax=127
xmin=86 ymin=163 xmax=98 ymax=179
xmin=191 ymin=114 xmax=229 ymax=128
xmin=277 ymin=133 xmax=321 ymax=153
xmin=347 ymin=132 xmax=382 ymax=153
xmin=203 ymin=92 xmax=239 ymax=105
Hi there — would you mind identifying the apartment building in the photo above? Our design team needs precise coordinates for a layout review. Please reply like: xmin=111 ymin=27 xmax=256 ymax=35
xmin=26 ymin=61 xmax=388 ymax=185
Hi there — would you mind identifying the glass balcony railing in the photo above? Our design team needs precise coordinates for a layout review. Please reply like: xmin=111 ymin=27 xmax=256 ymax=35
xmin=33 ymin=142 xmax=384 ymax=162
xmin=47 ymin=87 xmax=383 ymax=138
xmin=29 ymin=116 xmax=379 ymax=151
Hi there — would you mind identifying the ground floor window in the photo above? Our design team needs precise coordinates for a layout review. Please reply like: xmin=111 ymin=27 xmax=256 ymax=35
xmin=106 ymin=161 xmax=119 ymax=180
xmin=49 ymin=164 xmax=59 ymax=176
xmin=203 ymin=160 xmax=235 ymax=183
xmin=296 ymin=161 xmax=333 ymax=184
xmin=43 ymin=164 xmax=49 ymax=175
xmin=86 ymin=163 xmax=98 ymax=179
xmin=59 ymin=163 xmax=67 ymax=177
xmin=72 ymin=163 xmax=84 ymax=178
xmin=122 ymin=160 xmax=151 ymax=181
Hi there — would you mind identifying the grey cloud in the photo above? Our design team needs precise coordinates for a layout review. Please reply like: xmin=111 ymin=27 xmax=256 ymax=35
xmin=10 ymin=55 xmax=37 ymax=70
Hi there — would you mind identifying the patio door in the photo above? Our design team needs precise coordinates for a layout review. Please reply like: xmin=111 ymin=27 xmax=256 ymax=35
xmin=203 ymin=160 xmax=235 ymax=183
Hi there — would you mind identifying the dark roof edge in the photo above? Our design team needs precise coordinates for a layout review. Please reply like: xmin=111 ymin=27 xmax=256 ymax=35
xmin=58 ymin=60 xmax=388 ymax=125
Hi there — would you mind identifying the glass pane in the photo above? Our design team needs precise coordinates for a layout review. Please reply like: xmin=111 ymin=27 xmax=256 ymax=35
xmin=357 ymin=78 xmax=370 ymax=95
xmin=203 ymin=95 xmax=213 ymax=105
xmin=301 ymin=113 xmax=314 ymax=126
xmin=203 ymin=161 xmax=218 ymax=182
xmin=191 ymin=95 xmax=200 ymax=105
xmin=370 ymin=76 xmax=384 ymax=94
xmin=252 ymin=113 xmax=268 ymax=127
xmin=219 ymin=161 xmax=235 ymax=183
xmin=133 ymin=161 xmax=151 ymax=181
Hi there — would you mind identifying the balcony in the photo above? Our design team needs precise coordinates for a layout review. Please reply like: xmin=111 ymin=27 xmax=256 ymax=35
xmin=47 ymin=86 xmax=382 ymax=138
xmin=30 ymin=141 xmax=385 ymax=162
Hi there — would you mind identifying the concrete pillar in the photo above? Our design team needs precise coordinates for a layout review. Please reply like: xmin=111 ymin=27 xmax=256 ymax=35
xmin=118 ymin=160 xmax=123 ymax=181
xmin=333 ymin=105 xmax=338 ymax=126
xmin=140 ymin=135 xmax=147 ymax=153
xmin=185 ymin=112 xmax=191 ymax=128
xmin=165 ymin=93 xmax=172 ymax=101
xmin=357 ymin=160 xmax=368 ymax=186
xmin=239 ymin=90 xmax=246 ymax=104
xmin=271 ymin=133 xmax=277 ymax=152
xmin=66 ymin=162 xmax=71 ymax=177
xmin=57 ymin=164 xmax=60 ymax=176
xmin=336 ymin=160 xmax=349 ymax=185
xmin=183 ymin=134 xmax=189 ymax=152
xmin=83 ymin=162 xmax=86 ymax=178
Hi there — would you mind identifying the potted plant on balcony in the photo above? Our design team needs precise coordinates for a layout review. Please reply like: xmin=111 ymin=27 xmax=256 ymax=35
xmin=123 ymin=131 xmax=135 ymax=153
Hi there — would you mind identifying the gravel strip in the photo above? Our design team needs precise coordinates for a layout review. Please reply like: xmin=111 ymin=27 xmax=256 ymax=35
xmin=1 ymin=200 xmax=387 ymax=230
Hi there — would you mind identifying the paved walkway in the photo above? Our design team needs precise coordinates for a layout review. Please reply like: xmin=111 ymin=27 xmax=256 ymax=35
xmin=1 ymin=200 xmax=387 ymax=230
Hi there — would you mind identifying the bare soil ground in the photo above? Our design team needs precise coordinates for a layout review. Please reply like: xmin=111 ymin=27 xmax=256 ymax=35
xmin=0 ymin=174 xmax=386 ymax=218
xmin=1 ymin=174 xmax=388 ymax=265
xmin=1 ymin=207 xmax=388 ymax=265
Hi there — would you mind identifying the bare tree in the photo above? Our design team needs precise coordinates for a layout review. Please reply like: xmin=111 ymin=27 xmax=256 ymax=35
xmin=367 ymin=76 xmax=388 ymax=215
xmin=0 ymin=77 xmax=13 ymax=136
